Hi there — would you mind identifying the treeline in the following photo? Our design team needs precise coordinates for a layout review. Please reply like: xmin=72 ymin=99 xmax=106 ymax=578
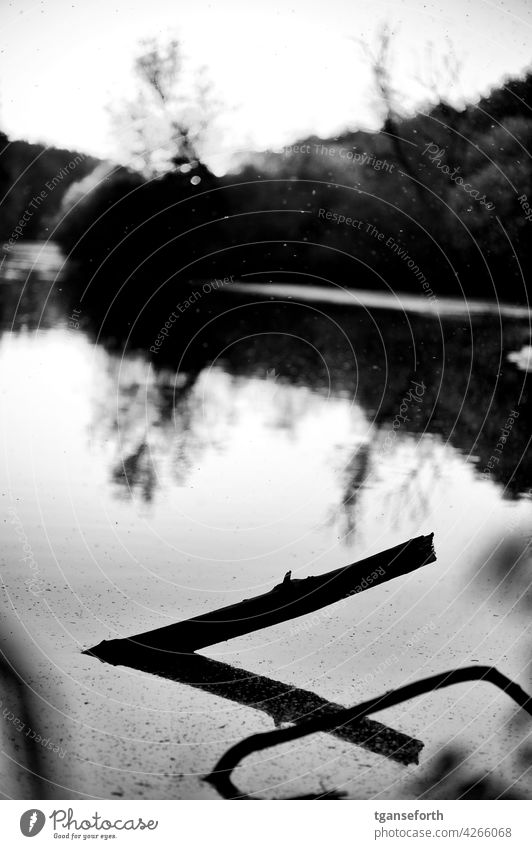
xmin=0 ymin=133 xmax=99 ymax=246
xmin=221 ymin=71 xmax=532 ymax=303
xmin=46 ymin=68 xmax=532 ymax=334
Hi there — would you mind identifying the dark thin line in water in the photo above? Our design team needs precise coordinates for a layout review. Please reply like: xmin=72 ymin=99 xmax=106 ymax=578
xmin=205 ymin=665 xmax=532 ymax=800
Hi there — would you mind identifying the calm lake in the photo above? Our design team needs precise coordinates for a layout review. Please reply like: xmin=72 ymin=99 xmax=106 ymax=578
xmin=1 ymin=242 xmax=532 ymax=799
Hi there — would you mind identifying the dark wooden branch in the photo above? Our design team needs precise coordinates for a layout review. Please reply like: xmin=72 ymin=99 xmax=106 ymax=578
xmin=205 ymin=665 xmax=532 ymax=800
xmin=88 ymin=532 xmax=435 ymax=657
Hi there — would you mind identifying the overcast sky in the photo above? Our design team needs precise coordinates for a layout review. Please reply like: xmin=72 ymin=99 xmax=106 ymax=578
xmin=1 ymin=0 xmax=531 ymax=173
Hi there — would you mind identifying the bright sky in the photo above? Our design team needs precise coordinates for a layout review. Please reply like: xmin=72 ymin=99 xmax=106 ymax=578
xmin=0 ymin=0 xmax=531 ymax=173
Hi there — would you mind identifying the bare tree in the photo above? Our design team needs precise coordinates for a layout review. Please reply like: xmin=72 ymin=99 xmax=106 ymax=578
xmin=111 ymin=38 xmax=219 ymax=176
xmin=354 ymin=25 xmax=401 ymax=132
xmin=354 ymin=25 xmax=430 ymax=207
xmin=419 ymin=37 xmax=462 ymax=107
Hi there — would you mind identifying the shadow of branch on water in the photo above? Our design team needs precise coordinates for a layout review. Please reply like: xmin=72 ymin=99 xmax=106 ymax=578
xmin=84 ymin=647 xmax=423 ymax=770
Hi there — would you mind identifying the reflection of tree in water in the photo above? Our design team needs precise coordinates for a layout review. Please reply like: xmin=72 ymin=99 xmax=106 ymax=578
xmin=329 ymin=443 xmax=370 ymax=544
xmin=90 ymin=297 xmax=532 ymax=519
xmin=112 ymin=440 xmax=157 ymax=502
xmin=330 ymin=434 xmax=453 ymax=544
xmin=92 ymin=358 xmax=291 ymax=500
xmin=168 ymin=296 xmax=532 ymax=498
xmin=376 ymin=438 xmax=448 ymax=531
xmin=90 ymin=342 xmax=329 ymax=502
xmin=90 ymin=356 xmax=202 ymax=502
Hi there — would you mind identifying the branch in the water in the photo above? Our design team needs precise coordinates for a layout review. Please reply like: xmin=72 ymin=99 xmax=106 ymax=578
xmin=87 ymin=532 xmax=435 ymax=656
xmin=205 ymin=665 xmax=532 ymax=800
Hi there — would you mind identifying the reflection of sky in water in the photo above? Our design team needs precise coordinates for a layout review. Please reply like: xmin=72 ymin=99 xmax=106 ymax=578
xmin=2 ymin=308 xmax=532 ymax=797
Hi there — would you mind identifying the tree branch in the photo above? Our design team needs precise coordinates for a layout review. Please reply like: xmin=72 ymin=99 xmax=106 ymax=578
xmin=206 ymin=665 xmax=532 ymax=799
xmin=87 ymin=533 xmax=435 ymax=657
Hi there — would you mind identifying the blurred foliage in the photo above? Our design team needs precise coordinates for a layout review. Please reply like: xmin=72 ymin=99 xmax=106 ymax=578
xmin=0 ymin=135 xmax=98 ymax=243
xmin=109 ymin=37 xmax=220 ymax=175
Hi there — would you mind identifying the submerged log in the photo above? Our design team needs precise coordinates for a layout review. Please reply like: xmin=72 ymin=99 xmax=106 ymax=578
xmin=87 ymin=533 xmax=435 ymax=658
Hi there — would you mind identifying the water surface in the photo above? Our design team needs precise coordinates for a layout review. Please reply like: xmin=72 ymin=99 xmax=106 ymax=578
xmin=1 ymin=243 xmax=532 ymax=799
